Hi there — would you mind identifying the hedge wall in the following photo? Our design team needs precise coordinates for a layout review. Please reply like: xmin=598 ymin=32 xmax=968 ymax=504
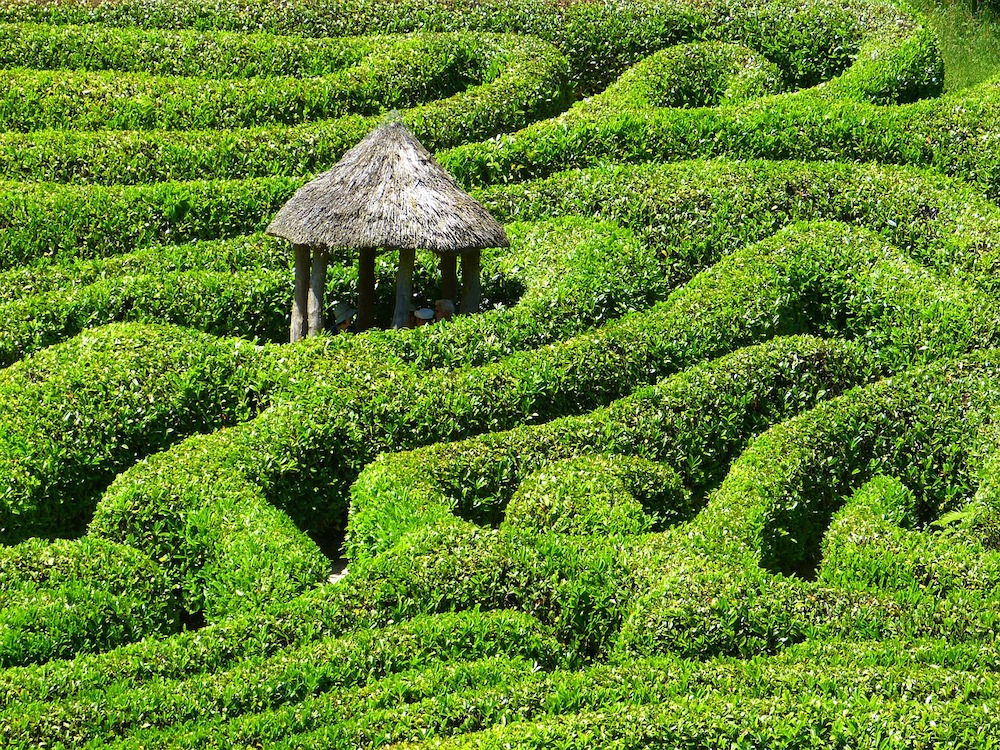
xmin=0 ymin=0 xmax=998 ymax=743
xmin=0 ymin=537 xmax=178 ymax=668
xmin=0 ymin=32 xmax=570 ymax=184
xmin=0 ymin=323 xmax=271 ymax=543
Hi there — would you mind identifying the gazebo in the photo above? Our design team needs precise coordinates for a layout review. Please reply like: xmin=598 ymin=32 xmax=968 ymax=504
xmin=266 ymin=114 xmax=509 ymax=341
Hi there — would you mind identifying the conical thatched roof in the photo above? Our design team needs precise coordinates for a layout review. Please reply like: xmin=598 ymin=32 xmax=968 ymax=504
xmin=266 ymin=117 xmax=508 ymax=253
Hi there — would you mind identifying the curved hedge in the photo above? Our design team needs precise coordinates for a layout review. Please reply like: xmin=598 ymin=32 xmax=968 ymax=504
xmin=0 ymin=32 xmax=570 ymax=184
xmin=0 ymin=0 xmax=936 ymax=94
xmin=88 ymin=209 xmax=1000 ymax=620
xmin=616 ymin=351 xmax=1000 ymax=661
xmin=0 ymin=22 xmax=376 ymax=77
xmin=0 ymin=33 xmax=563 ymax=133
xmin=0 ymin=323 xmax=270 ymax=543
xmin=2 ymin=0 xmax=1000 ymax=743
xmin=0 ymin=610 xmax=564 ymax=748
xmin=0 ymin=537 xmax=178 ymax=667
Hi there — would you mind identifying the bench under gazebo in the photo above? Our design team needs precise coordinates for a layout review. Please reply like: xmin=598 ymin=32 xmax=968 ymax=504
xmin=266 ymin=114 xmax=509 ymax=341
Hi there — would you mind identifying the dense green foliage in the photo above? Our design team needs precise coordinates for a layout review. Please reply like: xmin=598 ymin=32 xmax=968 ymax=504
xmin=2 ymin=0 xmax=1000 ymax=745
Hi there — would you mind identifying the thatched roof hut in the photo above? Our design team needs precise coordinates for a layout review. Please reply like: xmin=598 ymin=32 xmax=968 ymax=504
xmin=267 ymin=115 xmax=509 ymax=338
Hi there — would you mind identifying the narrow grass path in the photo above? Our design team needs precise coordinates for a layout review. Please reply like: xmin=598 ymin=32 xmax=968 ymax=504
xmin=906 ymin=0 xmax=1000 ymax=89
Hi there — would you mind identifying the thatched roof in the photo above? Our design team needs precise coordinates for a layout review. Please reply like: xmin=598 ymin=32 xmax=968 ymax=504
xmin=266 ymin=117 xmax=508 ymax=253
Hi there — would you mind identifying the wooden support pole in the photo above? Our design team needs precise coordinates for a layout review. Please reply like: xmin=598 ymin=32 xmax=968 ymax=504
xmin=438 ymin=252 xmax=458 ymax=303
xmin=307 ymin=247 xmax=328 ymax=336
xmin=357 ymin=247 xmax=376 ymax=332
xmin=392 ymin=248 xmax=416 ymax=329
xmin=291 ymin=243 xmax=311 ymax=342
xmin=459 ymin=249 xmax=481 ymax=314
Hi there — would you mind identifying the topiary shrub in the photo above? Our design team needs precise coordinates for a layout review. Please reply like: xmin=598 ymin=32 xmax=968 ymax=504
xmin=502 ymin=454 xmax=687 ymax=536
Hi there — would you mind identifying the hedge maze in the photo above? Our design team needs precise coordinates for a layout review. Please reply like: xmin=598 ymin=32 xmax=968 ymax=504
xmin=1 ymin=0 xmax=1000 ymax=745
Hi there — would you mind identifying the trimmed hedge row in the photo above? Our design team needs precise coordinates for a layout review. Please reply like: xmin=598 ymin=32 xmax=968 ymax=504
xmin=113 ymin=656 xmax=540 ymax=749
xmin=503 ymin=455 xmax=687 ymax=537
xmin=0 ymin=232 xmax=287 ymax=303
xmin=396 ymin=693 xmax=999 ymax=749
xmin=0 ymin=33 xmax=560 ymax=133
xmin=335 ymin=337 xmax=867 ymax=658
xmin=595 ymin=42 xmax=785 ymax=110
xmin=0 ymin=0 xmax=946 ymax=188
xmin=90 ymin=216 xmax=874 ymax=621
xmin=0 ymin=610 xmax=563 ymax=748
xmin=476 ymin=160 xmax=1000 ymax=290
xmin=80 ymin=639 xmax=1000 ymax=748
xmin=0 ymin=0 xmax=931 ymax=94
xmin=8 ymin=156 xmax=999 ymax=284
xmin=91 ymin=212 xmax=1000 ymax=620
xmin=0 ymin=268 xmax=291 ymax=368
xmin=616 ymin=350 xmax=1000 ymax=661
xmin=374 ymin=217 xmax=666 ymax=371
xmin=819 ymin=475 xmax=1000 ymax=595
xmin=0 ymin=323 xmax=273 ymax=543
xmin=0 ymin=176 xmax=298 ymax=270
xmin=0 ymin=22 xmax=376 ymax=77
xmin=99 ymin=645 xmax=1000 ymax=749
xmin=0 ymin=537 xmax=178 ymax=668
xmin=0 ymin=217 xmax=659 ymax=612
xmin=0 ymin=33 xmax=570 ymax=184
xmin=347 ymin=335 xmax=869 ymax=562
xmin=442 ymin=77 xmax=1000 ymax=199
xmin=694 ymin=352 xmax=1000 ymax=569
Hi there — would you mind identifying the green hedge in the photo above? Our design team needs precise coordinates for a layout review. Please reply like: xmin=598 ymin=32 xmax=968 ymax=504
xmin=0 ymin=232 xmax=288 ymax=303
xmin=0 ymin=33 xmax=555 ymax=133
xmin=9 ymin=157 xmax=999 ymax=289
xmin=0 ymin=323 xmax=272 ymax=543
xmin=101 ymin=642 xmax=1000 ymax=748
xmin=0 ymin=176 xmax=297 ymax=269
xmin=92 ymin=213 xmax=1000 ymax=620
xmin=0 ymin=269 xmax=291 ymax=368
xmin=0 ymin=33 xmax=570 ymax=184
xmin=696 ymin=352 xmax=1000 ymax=570
xmin=0 ymin=0 xmax=934 ymax=95
xmin=1 ymin=610 xmax=563 ymax=748
xmin=819 ymin=475 xmax=1000 ymax=595
xmin=113 ymin=656 xmax=538 ymax=749
xmin=475 ymin=160 xmax=1000 ymax=290
xmin=0 ymin=22 xmax=375 ymax=77
xmin=503 ymin=455 xmax=687 ymax=536
xmin=595 ymin=42 xmax=784 ymax=109
xmin=347 ymin=336 xmax=868 ymax=561
xmin=391 ymin=693 xmax=998 ymax=749
xmin=0 ymin=537 xmax=178 ymax=668
xmin=336 ymin=338 xmax=865 ymax=657
xmin=616 ymin=350 xmax=1000 ymax=661
xmin=439 ymin=78 xmax=1000 ymax=199
xmin=0 ymin=233 xmax=299 ymax=365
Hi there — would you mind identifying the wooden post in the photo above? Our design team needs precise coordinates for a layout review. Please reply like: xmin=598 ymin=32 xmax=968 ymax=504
xmin=392 ymin=247 xmax=416 ymax=329
xmin=291 ymin=244 xmax=311 ymax=342
xmin=459 ymin=249 xmax=481 ymax=314
xmin=307 ymin=247 xmax=328 ymax=336
xmin=438 ymin=252 xmax=458 ymax=303
xmin=357 ymin=247 xmax=376 ymax=332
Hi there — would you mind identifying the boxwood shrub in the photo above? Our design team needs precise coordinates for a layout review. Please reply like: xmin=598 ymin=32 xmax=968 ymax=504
xmin=0 ymin=323 xmax=272 ymax=543
xmin=0 ymin=537 xmax=178 ymax=668
xmin=0 ymin=33 xmax=570 ymax=184
xmin=0 ymin=609 xmax=564 ymax=748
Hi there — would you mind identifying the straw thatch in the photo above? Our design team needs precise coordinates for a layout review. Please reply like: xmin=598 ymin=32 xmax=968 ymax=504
xmin=266 ymin=117 xmax=509 ymax=253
